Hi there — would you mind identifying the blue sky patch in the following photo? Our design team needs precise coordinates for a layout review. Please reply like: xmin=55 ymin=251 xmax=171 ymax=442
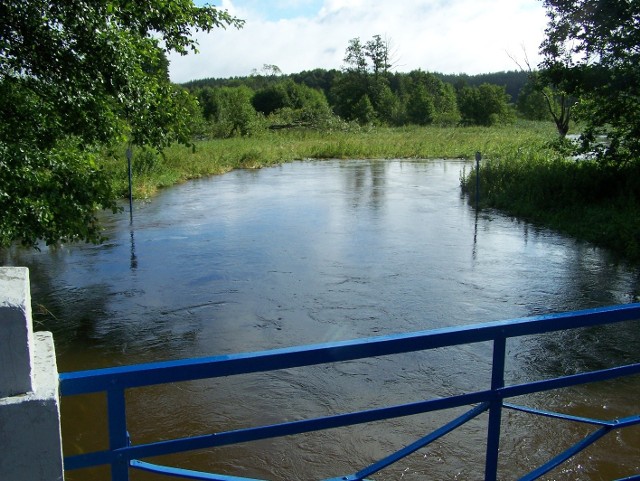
xmin=196 ymin=0 xmax=324 ymax=21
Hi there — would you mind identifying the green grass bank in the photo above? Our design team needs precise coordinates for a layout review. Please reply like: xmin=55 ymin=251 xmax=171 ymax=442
xmin=103 ymin=121 xmax=640 ymax=263
xmin=107 ymin=122 xmax=555 ymax=198
xmin=460 ymin=143 xmax=640 ymax=263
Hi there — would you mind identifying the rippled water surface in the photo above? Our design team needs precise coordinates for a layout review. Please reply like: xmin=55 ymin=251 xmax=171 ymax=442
xmin=3 ymin=159 xmax=639 ymax=480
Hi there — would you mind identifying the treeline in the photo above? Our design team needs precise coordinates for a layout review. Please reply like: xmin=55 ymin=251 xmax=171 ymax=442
xmin=185 ymin=69 xmax=529 ymax=104
xmin=180 ymin=36 xmax=545 ymax=138
xmin=181 ymin=67 xmax=544 ymax=138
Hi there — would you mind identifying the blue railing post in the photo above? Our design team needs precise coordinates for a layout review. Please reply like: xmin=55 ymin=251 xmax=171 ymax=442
xmin=107 ymin=387 xmax=129 ymax=481
xmin=485 ymin=334 xmax=506 ymax=481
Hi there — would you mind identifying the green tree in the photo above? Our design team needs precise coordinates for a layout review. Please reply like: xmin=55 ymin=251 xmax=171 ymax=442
xmin=252 ymin=82 xmax=290 ymax=116
xmin=0 ymin=0 xmax=242 ymax=247
xmin=406 ymin=84 xmax=435 ymax=126
xmin=252 ymin=79 xmax=332 ymax=127
xmin=508 ymin=53 xmax=574 ymax=135
xmin=402 ymin=71 xmax=460 ymax=126
xmin=353 ymin=95 xmax=377 ymax=125
xmin=539 ymin=71 xmax=574 ymax=139
xmin=331 ymin=38 xmax=371 ymax=122
xmin=206 ymin=87 xmax=259 ymax=138
xmin=517 ymin=77 xmax=552 ymax=121
xmin=516 ymin=70 xmax=573 ymax=136
xmin=458 ymin=83 xmax=514 ymax=126
xmin=343 ymin=37 xmax=369 ymax=75
xmin=196 ymin=87 xmax=220 ymax=121
xmin=248 ymin=63 xmax=283 ymax=89
xmin=374 ymin=84 xmax=405 ymax=126
xmin=290 ymin=68 xmax=341 ymax=100
xmin=540 ymin=0 xmax=640 ymax=163
xmin=331 ymin=73 xmax=368 ymax=122
xmin=332 ymin=35 xmax=396 ymax=125
xmin=364 ymin=35 xmax=392 ymax=81
xmin=433 ymin=82 xmax=461 ymax=125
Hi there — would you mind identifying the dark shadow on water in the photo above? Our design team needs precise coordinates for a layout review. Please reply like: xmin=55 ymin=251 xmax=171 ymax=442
xmin=130 ymin=229 xmax=138 ymax=270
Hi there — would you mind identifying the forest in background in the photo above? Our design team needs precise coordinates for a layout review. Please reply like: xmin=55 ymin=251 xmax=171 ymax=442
xmin=184 ymin=68 xmax=529 ymax=106
xmin=175 ymin=36 xmax=547 ymax=140
xmin=178 ymin=64 xmax=544 ymax=140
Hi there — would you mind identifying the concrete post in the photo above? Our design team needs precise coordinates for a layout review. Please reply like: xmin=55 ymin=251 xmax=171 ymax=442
xmin=0 ymin=267 xmax=34 ymax=398
xmin=0 ymin=267 xmax=65 ymax=481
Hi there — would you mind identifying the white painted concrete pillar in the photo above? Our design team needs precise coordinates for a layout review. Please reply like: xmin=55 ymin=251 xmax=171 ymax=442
xmin=0 ymin=267 xmax=65 ymax=481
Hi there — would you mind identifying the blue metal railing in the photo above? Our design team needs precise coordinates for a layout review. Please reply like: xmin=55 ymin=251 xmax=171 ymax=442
xmin=59 ymin=303 xmax=640 ymax=481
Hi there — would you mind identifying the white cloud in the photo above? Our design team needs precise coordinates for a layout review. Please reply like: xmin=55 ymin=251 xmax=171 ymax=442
xmin=169 ymin=0 xmax=547 ymax=83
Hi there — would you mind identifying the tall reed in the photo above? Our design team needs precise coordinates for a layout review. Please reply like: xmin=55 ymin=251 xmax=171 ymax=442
xmin=461 ymin=143 xmax=640 ymax=262
xmin=104 ymin=121 xmax=556 ymax=198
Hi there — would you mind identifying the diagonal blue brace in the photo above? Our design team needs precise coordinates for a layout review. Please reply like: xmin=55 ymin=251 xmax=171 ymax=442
xmin=130 ymin=459 xmax=268 ymax=481
xmin=326 ymin=403 xmax=490 ymax=481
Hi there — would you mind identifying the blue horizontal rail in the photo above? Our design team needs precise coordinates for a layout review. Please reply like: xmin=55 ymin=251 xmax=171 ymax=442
xmin=59 ymin=303 xmax=640 ymax=481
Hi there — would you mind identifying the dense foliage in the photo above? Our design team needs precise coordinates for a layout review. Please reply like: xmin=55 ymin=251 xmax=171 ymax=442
xmin=190 ymin=70 xmax=526 ymax=136
xmin=540 ymin=0 xmax=640 ymax=164
xmin=458 ymin=83 xmax=514 ymax=126
xmin=0 ymin=0 xmax=241 ymax=247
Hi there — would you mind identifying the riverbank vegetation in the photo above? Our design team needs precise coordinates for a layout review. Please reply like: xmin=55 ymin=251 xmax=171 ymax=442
xmin=110 ymin=121 xmax=555 ymax=198
xmin=460 ymin=145 xmax=640 ymax=262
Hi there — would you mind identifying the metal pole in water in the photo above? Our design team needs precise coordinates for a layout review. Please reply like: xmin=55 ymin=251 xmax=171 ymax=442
xmin=475 ymin=151 xmax=482 ymax=207
xmin=126 ymin=144 xmax=133 ymax=223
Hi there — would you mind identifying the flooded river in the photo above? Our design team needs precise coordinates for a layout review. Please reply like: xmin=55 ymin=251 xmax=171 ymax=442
xmin=2 ymin=159 xmax=639 ymax=480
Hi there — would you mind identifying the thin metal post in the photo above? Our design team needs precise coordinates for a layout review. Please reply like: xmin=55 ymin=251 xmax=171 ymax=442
xmin=107 ymin=387 xmax=129 ymax=481
xmin=485 ymin=335 xmax=506 ymax=481
xmin=126 ymin=145 xmax=133 ymax=223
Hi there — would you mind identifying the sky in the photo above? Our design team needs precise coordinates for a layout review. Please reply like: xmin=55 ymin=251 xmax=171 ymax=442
xmin=168 ymin=0 xmax=549 ymax=83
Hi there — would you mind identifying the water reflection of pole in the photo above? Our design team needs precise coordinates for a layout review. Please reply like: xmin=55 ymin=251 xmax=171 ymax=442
xmin=129 ymin=229 xmax=138 ymax=270
xmin=475 ymin=151 xmax=482 ymax=207
xmin=473 ymin=210 xmax=479 ymax=261
xmin=126 ymin=145 xmax=137 ymax=269
xmin=126 ymin=144 xmax=134 ymax=223
xmin=472 ymin=152 xmax=482 ymax=261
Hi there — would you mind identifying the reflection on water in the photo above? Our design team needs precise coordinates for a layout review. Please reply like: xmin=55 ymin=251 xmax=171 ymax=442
xmin=130 ymin=229 xmax=138 ymax=270
xmin=2 ymin=159 xmax=639 ymax=480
